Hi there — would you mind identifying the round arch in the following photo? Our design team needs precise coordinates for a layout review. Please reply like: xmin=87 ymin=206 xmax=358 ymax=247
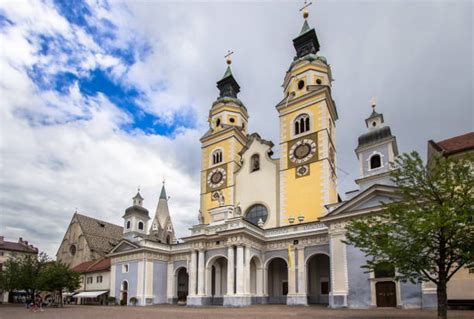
xmin=266 ymin=257 xmax=288 ymax=304
xmin=264 ymin=256 xmax=288 ymax=269
xmin=306 ymin=253 xmax=331 ymax=305
xmin=205 ymin=255 xmax=228 ymax=304
xmin=304 ymin=251 xmax=330 ymax=265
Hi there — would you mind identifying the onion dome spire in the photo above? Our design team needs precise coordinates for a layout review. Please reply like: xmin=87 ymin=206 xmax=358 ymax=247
xmin=293 ymin=0 xmax=320 ymax=59
xmin=217 ymin=50 xmax=240 ymax=99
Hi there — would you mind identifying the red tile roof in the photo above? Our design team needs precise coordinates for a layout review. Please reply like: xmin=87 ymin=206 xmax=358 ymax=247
xmin=72 ymin=258 xmax=111 ymax=274
xmin=436 ymin=132 xmax=474 ymax=155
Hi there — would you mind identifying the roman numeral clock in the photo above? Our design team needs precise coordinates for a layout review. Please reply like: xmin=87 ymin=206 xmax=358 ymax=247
xmin=288 ymin=133 xmax=318 ymax=178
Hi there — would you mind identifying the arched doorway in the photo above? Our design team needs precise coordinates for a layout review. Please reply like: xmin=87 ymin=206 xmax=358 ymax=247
xmin=374 ymin=262 xmax=397 ymax=307
xmin=267 ymin=258 xmax=288 ymax=304
xmin=120 ymin=281 xmax=128 ymax=305
xmin=206 ymin=256 xmax=228 ymax=305
xmin=176 ymin=267 xmax=189 ymax=303
xmin=307 ymin=254 xmax=330 ymax=304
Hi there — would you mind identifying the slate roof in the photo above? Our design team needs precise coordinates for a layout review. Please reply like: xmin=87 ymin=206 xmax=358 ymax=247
xmin=357 ymin=126 xmax=393 ymax=149
xmin=72 ymin=257 xmax=111 ymax=274
xmin=75 ymin=213 xmax=123 ymax=256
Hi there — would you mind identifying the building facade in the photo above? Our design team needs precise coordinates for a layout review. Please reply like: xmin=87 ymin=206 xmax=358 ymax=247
xmin=0 ymin=236 xmax=38 ymax=303
xmin=105 ymin=12 xmax=445 ymax=308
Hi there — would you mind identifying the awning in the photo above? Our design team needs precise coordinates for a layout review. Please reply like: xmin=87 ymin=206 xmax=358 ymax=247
xmin=72 ymin=291 xmax=108 ymax=298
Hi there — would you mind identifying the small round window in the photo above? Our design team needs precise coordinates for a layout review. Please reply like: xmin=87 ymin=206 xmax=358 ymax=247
xmin=245 ymin=204 xmax=268 ymax=226
xmin=229 ymin=118 xmax=235 ymax=123
xmin=69 ymin=244 xmax=76 ymax=256
xmin=372 ymin=121 xmax=377 ymax=127
xmin=316 ymin=78 xmax=322 ymax=85
xmin=297 ymin=80 xmax=305 ymax=90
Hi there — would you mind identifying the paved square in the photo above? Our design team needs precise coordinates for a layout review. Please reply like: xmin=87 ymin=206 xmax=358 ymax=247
xmin=1 ymin=305 xmax=473 ymax=319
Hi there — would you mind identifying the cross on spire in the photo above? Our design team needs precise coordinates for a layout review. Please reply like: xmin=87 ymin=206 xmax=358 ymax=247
xmin=299 ymin=0 xmax=313 ymax=19
xmin=370 ymin=96 xmax=377 ymax=109
xmin=225 ymin=50 xmax=234 ymax=65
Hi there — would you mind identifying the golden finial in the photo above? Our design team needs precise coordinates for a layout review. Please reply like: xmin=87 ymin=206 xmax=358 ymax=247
xmin=370 ymin=97 xmax=377 ymax=109
xmin=300 ymin=0 xmax=313 ymax=19
xmin=225 ymin=50 xmax=234 ymax=65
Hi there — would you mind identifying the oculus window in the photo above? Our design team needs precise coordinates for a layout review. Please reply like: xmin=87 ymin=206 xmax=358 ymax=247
xmin=245 ymin=204 xmax=268 ymax=226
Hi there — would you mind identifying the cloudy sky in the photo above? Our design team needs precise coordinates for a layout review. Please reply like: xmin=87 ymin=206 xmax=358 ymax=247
xmin=0 ymin=0 xmax=472 ymax=257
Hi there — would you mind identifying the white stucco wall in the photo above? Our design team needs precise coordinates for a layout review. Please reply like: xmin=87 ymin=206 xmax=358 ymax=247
xmin=235 ymin=139 xmax=279 ymax=228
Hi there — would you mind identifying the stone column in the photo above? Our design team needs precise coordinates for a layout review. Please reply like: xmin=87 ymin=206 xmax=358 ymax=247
xmin=329 ymin=224 xmax=349 ymax=308
xmin=167 ymin=261 xmax=174 ymax=303
xmin=227 ymin=246 xmax=235 ymax=295
xmin=197 ymin=250 xmax=206 ymax=295
xmin=297 ymin=247 xmax=307 ymax=295
xmin=189 ymin=250 xmax=197 ymax=296
xmin=244 ymin=246 xmax=251 ymax=294
xmin=236 ymin=245 xmax=245 ymax=295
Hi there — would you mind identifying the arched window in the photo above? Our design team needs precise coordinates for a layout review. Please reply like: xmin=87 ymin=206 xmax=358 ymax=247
xmin=245 ymin=204 xmax=268 ymax=226
xmin=138 ymin=221 xmax=144 ymax=230
xmin=369 ymin=154 xmax=382 ymax=170
xmin=166 ymin=235 xmax=170 ymax=244
xmin=212 ymin=150 xmax=223 ymax=165
xmin=294 ymin=114 xmax=310 ymax=135
xmin=126 ymin=220 xmax=131 ymax=229
xmin=251 ymin=154 xmax=260 ymax=172
xmin=121 ymin=280 xmax=128 ymax=290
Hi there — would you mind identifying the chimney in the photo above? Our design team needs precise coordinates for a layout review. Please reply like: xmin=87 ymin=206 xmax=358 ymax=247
xmin=0 ymin=236 xmax=4 ymax=244
xmin=25 ymin=241 xmax=28 ymax=245
xmin=19 ymin=237 xmax=23 ymax=243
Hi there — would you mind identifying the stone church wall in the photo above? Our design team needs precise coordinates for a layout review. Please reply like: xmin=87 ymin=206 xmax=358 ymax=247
xmin=346 ymin=244 xmax=371 ymax=308
xmin=153 ymin=260 xmax=168 ymax=304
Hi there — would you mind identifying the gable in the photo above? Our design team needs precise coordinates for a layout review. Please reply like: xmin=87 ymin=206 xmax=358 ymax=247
xmin=109 ymin=240 xmax=139 ymax=254
xmin=324 ymin=185 xmax=400 ymax=219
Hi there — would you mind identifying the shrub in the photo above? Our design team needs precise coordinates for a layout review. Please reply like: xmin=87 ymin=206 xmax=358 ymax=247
xmin=129 ymin=297 xmax=138 ymax=306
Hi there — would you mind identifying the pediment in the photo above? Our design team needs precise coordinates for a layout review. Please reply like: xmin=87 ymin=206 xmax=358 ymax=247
xmin=326 ymin=184 xmax=400 ymax=218
xmin=108 ymin=240 xmax=139 ymax=254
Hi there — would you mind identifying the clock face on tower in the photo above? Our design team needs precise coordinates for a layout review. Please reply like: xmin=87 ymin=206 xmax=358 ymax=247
xmin=207 ymin=167 xmax=226 ymax=189
xmin=289 ymin=138 xmax=317 ymax=165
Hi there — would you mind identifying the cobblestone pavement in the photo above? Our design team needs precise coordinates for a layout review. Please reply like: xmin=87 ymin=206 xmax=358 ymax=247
xmin=1 ymin=304 xmax=473 ymax=319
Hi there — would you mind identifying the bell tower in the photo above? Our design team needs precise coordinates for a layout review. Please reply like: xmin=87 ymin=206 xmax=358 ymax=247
xmin=276 ymin=3 xmax=339 ymax=225
xmin=199 ymin=53 xmax=248 ymax=224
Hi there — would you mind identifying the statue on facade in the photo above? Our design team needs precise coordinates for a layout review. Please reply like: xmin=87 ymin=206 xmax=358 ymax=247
xmin=198 ymin=210 xmax=204 ymax=224
xmin=234 ymin=203 xmax=242 ymax=216
xmin=218 ymin=192 xmax=225 ymax=207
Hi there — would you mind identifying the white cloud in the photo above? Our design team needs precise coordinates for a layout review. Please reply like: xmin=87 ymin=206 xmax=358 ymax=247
xmin=0 ymin=0 xmax=471 ymax=258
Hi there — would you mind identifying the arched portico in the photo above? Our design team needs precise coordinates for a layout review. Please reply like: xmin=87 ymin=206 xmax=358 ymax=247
xmin=175 ymin=267 xmax=189 ymax=303
xmin=205 ymin=255 xmax=228 ymax=305
xmin=266 ymin=257 xmax=288 ymax=304
xmin=306 ymin=253 xmax=330 ymax=304
xmin=249 ymin=255 xmax=264 ymax=303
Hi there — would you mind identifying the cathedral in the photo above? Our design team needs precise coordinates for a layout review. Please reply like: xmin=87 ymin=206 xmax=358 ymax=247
xmin=104 ymin=9 xmax=436 ymax=309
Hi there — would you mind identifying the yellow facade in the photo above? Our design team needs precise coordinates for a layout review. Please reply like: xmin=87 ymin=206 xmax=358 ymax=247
xmin=200 ymin=100 xmax=248 ymax=224
xmin=278 ymin=59 xmax=338 ymax=225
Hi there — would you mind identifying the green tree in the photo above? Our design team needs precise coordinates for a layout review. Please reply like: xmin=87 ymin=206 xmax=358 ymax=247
xmin=344 ymin=152 xmax=473 ymax=319
xmin=38 ymin=261 xmax=81 ymax=306
xmin=0 ymin=252 xmax=49 ymax=302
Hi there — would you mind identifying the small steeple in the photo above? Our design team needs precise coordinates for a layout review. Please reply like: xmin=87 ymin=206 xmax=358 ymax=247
xmin=365 ymin=97 xmax=385 ymax=130
xmin=293 ymin=1 xmax=320 ymax=59
xmin=132 ymin=187 xmax=144 ymax=206
xmin=159 ymin=180 xmax=167 ymax=200
xmin=216 ymin=50 xmax=240 ymax=99
xmin=150 ymin=181 xmax=176 ymax=244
